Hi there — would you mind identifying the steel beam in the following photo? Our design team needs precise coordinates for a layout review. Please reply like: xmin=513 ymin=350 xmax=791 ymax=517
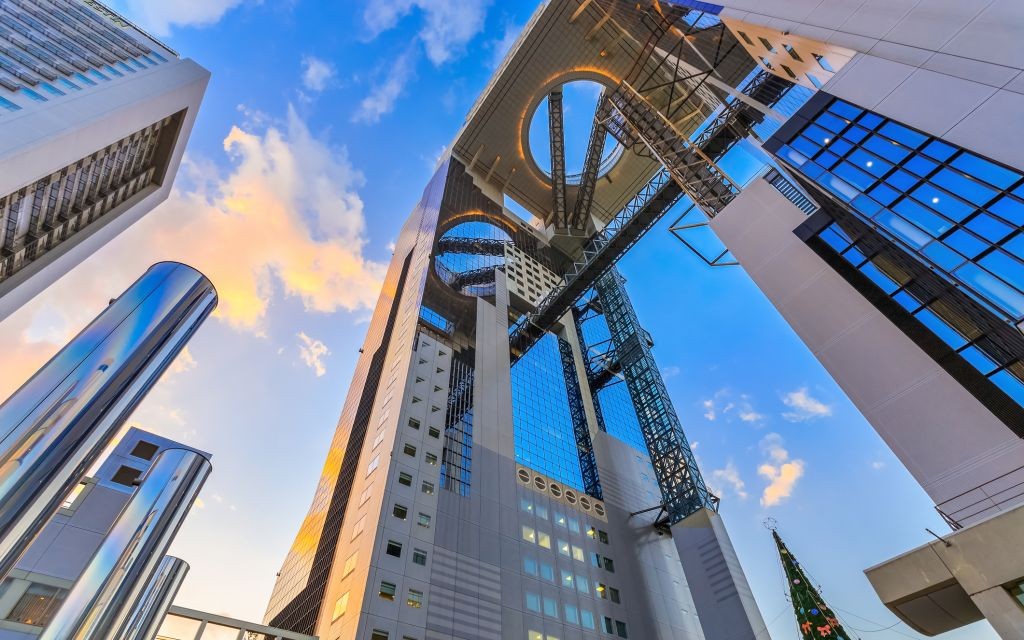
xmin=548 ymin=89 xmax=569 ymax=230
xmin=558 ymin=336 xmax=602 ymax=499
xmin=569 ymin=90 xmax=609 ymax=232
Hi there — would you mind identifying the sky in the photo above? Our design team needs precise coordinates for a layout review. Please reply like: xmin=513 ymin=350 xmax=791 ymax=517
xmin=0 ymin=1 xmax=1001 ymax=639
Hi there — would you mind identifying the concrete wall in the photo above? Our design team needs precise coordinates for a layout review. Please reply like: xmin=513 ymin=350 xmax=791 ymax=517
xmin=718 ymin=0 xmax=1024 ymax=171
xmin=711 ymin=179 xmax=1024 ymax=525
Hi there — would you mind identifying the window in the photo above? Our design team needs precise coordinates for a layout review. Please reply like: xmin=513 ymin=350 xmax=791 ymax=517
xmin=366 ymin=455 xmax=380 ymax=476
xmin=343 ymin=552 xmax=357 ymax=577
xmin=425 ymin=452 xmax=438 ymax=465
xmin=129 ymin=441 xmax=158 ymax=460
xmin=609 ymin=587 xmax=621 ymax=603
xmin=567 ymin=517 xmax=580 ymax=533
xmin=398 ymin=472 xmax=413 ymax=487
xmin=576 ymin=574 xmax=589 ymax=594
xmin=360 ymin=486 xmax=373 ymax=505
xmin=540 ymin=562 xmax=555 ymax=582
xmin=386 ymin=540 xmax=403 ymax=558
xmin=535 ymin=504 xmax=548 ymax=520
xmin=813 ymin=53 xmax=835 ymax=72
xmin=407 ymin=589 xmax=424 ymax=608
xmin=580 ymin=608 xmax=596 ymax=630
xmin=538 ymin=532 xmax=551 ymax=549
xmin=421 ymin=481 xmax=435 ymax=495
xmin=522 ymin=526 xmax=536 ymax=543
xmin=332 ymin=592 xmax=349 ymax=620
xmin=543 ymin=596 xmax=558 ymax=618
xmin=560 ymin=570 xmax=574 ymax=588
xmin=3 ymin=581 xmax=68 ymax=627
xmin=526 ymin=591 xmax=541 ymax=613
xmin=417 ymin=513 xmax=431 ymax=528
xmin=351 ymin=516 xmax=366 ymax=540
xmin=596 ymin=583 xmax=608 ymax=599
xmin=603 ymin=617 xmax=614 ymax=633
xmin=379 ymin=581 xmax=397 ymax=601
xmin=523 ymin=556 xmax=538 ymax=576
xmin=571 ymin=546 xmax=585 ymax=563
xmin=598 ymin=530 xmax=609 ymax=544
xmin=409 ymin=418 xmax=421 ymax=430
xmin=558 ymin=540 xmax=571 ymax=557
xmin=553 ymin=512 xmax=566 ymax=528
xmin=393 ymin=504 xmax=408 ymax=520
xmin=783 ymin=43 xmax=802 ymax=61
xmin=428 ymin=427 xmax=441 ymax=439
xmin=371 ymin=630 xmax=389 ymax=640
xmin=520 ymin=498 xmax=533 ymax=513
xmin=404 ymin=443 xmax=417 ymax=457
xmin=564 ymin=603 xmax=579 ymax=625
xmin=412 ymin=548 xmax=428 ymax=565
xmin=758 ymin=36 xmax=776 ymax=53
xmin=615 ymin=620 xmax=629 ymax=638
xmin=61 ymin=482 xmax=88 ymax=511
xmin=737 ymin=30 xmax=754 ymax=45
xmin=111 ymin=465 xmax=142 ymax=487
xmin=603 ymin=557 xmax=615 ymax=573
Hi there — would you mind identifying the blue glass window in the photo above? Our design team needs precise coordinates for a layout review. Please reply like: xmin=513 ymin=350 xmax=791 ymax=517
xmin=58 ymin=78 xmax=81 ymax=91
xmin=74 ymin=73 xmax=97 ymax=86
xmin=0 ymin=96 xmax=20 ymax=111
xmin=105 ymin=65 xmax=124 ymax=78
xmin=20 ymin=88 xmax=45 ymax=102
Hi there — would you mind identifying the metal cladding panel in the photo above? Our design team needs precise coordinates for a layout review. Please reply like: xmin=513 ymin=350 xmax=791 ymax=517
xmin=119 ymin=555 xmax=189 ymax=640
xmin=0 ymin=261 xmax=216 ymax=578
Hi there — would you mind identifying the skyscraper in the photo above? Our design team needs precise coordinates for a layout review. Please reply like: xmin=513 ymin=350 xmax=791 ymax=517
xmin=266 ymin=1 xmax=1024 ymax=639
xmin=0 ymin=0 xmax=209 ymax=322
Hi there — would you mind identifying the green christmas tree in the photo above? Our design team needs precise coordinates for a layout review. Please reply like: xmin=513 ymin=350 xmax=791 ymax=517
xmin=773 ymin=528 xmax=852 ymax=640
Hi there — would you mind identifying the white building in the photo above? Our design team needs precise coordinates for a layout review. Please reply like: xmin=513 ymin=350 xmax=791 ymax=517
xmin=0 ymin=0 xmax=209 ymax=322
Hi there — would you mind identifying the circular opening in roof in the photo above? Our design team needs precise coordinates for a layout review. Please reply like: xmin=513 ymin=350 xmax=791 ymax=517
xmin=528 ymin=80 xmax=624 ymax=185
xmin=434 ymin=220 xmax=512 ymax=298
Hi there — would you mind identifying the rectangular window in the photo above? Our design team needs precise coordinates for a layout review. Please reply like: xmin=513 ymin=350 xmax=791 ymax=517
xmin=379 ymin=581 xmax=397 ymax=601
xmin=421 ymin=481 xmax=435 ymax=495
xmin=567 ymin=518 xmax=580 ymax=533
xmin=558 ymin=540 xmax=571 ymax=557
xmin=404 ymin=443 xmax=417 ymax=457
xmin=603 ymin=557 xmax=615 ymax=573
xmin=535 ymin=504 xmax=548 ymax=520
xmin=4 ymin=581 xmax=68 ymax=627
xmin=398 ymin=472 xmax=413 ymax=487
xmin=576 ymin=574 xmax=589 ymax=594
xmin=343 ymin=552 xmax=357 ymax=577
xmin=417 ymin=513 xmax=431 ymax=528
xmin=580 ymin=608 xmax=595 ymax=630
xmin=560 ymin=570 xmax=574 ymax=588
xmin=540 ymin=562 xmax=555 ymax=582
xmin=407 ymin=589 xmax=424 ymax=608
xmin=603 ymin=617 xmax=614 ymax=633
xmin=386 ymin=540 xmax=403 ymax=558
xmin=409 ymin=418 xmax=420 ymax=430
xmin=571 ymin=546 xmax=585 ymax=563
xmin=616 ymin=620 xmax=629 ymax=638
xmin=538 ymin=532 xmax=551 ymax=549
xmin=543 ymin=596 xmax=558 ymax=618
xmin=554 ymin=512 xmax=567 ymax=528
xmin=520 ymin=498 xmax=533 ymax=513
xmin=366 ymin=455 xmax=380 ymax=476
xmin=526 ymin=591 xmax=541 ymax=613
xmin=371 ymin=631 xmax=389 ymax=640
xmin=393 ymin=504 xmax=408 ymax=520
xmin=425 ymin=452 xmax=438 ymax=465
xmin=523 ymin=556 xmax=538 ymax=576
xmin=522 ymin=526 xmax=536 ymax=544
xmin=609 ymin=586 xmax=621 ymax=603
xmin=332 ymin=591 xmax=350 ymax=620
xmin=564 ymin=603 xmax=579 ymax=625
xmin=428 ymin=426 xmax=441 ymax=438
xmin=412 ymin=548 xmax=428 ymax=565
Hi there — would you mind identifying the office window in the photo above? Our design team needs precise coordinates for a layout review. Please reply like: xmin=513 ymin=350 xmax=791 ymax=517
xmin=393 ymin=504 xmax=408 ymax=520
xmin=399 ymin=472 xmax=413 ymax=487
xmin=558 ymin=540 xmax=571 ymax=557
xmin=3 ymin=581 xmax=68 ymax=627
xmin=538 ymin=532 xmax=551 ymax=549
xmin=596 ymin=583 xmax=608 ymax=599
xmin=407 ymin=589 xmax=424 ymax=608
xmin=603 ymin=557 xmax=615 ymax=573
xmin=540 ymin=561 xmax=555 ymax=582
xmin=404 ymin=443 xmax=417 ymax=457
xmin=411 ymin=544 xmax=428 ymax=565
xmin=572 ymin=546 xmax=585 ymax=563
xmin=332 ymin=592 xmax=349 ymax=620
xmin=580 ymin=608 xmax=596 ymax=630
xmin=111 ymin=465 xmax=142 ymax=487
xmin=543 ymin=596 xmax=558 ymax=618
xmin=417 ymin=513 xmax=431 ymax=528
xmin=343 ymin=553 xmax=357 ymax=577
xmin=379 ymin=581 xmax=397 ymax=601
xmin=520 ymin=498 xmax=534 ymax=514
xmin=526 ymin=591 xmax=541 ymax=613
xmin=615 ymin=620 xmax=629 ymax=638
xmin=568 ymin=517 xmax=580 ymax=533
xmin=554 ymin=512 xmax=567 ymax=528
xmin=603 ymin=617 xmax=614 ymax=633
xmin=421 ymin=481 xmax=435 ymax=495
xmin=564 ymin=603 xmax=579 ymax=625
xmin=576 ymin=574 xmax=589 ymax=594
xmin=425 ymin=452 xmax=438 ymax=465
xmin=522 ymin=526 xmax=536 ymax=543
xmin=523 ymin=556 xmax=538 ymax=576
xmin=409 ymin=418 xmax=421 ymax=430
xmin=129 ymin=440 xmax=159 ymax=460
xmin=386 ymin=540 xmax=403 ymax=558
xmin=371 ymin=631 xmax=389 ymax=640
xmin=560 ymin=570 xmax=574 ymax=589
xmin=535 ymin=503 xmax=548 ymax=520
xmin=609 ymin=586 xmax=620 ymax=603
xmin=428 ymin=426 xmax=441 ymax=438
xmin=599 ymin=530 xmax=609 ymax=544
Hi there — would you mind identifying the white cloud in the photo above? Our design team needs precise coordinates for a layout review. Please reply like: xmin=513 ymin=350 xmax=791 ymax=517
xmin=703 ymin=389 xmax=763 ymax=425
xmin=117 ymin=0 xmax=243 ymax=36
xmin=758 ymin=433 xmax=805 ymax=507
xmin=363 ymin=0 xmax=492 ymax=66
xmin=353 ymin=49 xmax=417 ymax=124
xmin=782 ymin=387 xmax=833 ymax=422
xmin=0 ymin=106 xmax=386 ymax=400
xmin=490 ymin=20 xmax=523 ymax=69
xmin=301 ymin=56 xmax=336 ymax=92
xmin=711 ymin=461 xmax=747 ymax=500
xmin=738 ymin=409 xmax=765 ymax=423
xmin=702 ymin=399 xmax=715 ymax=421
xmin=297 ymin=332 xmax=330 ymax=377
xmin=871 ymin=461 xmax=885 ymax=470
xmin=662 ymin=365 xmax=681 ymax=378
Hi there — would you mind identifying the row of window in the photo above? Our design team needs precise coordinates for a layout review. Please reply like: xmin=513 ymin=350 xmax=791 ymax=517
xmin=522 ymin=555 xmax=620 ymax=603
xmin=526 ymin=612 xmax=628 ymax=639
xmin=519 ymin=497 xmax=610 ymax=543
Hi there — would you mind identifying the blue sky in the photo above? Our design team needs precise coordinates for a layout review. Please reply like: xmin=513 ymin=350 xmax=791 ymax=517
xmin=0 ymin=1 xmax=999 ymax=638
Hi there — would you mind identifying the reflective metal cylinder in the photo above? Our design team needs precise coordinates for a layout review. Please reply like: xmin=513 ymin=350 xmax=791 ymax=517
xmin=0 ymin=262 xmax=217 ymax=577
xmin=117 ymin=555 xmax=189 ymax=640
xmin=40 ymin=448 xmax=212 ymax=640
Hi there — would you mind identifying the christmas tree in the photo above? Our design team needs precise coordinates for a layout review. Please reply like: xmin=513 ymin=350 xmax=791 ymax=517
xmin=772 ymin=528 xmax=851 ymax=639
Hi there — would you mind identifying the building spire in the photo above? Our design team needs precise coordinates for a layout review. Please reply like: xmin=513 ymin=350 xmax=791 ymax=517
xmin=771 ymin=525 xmax=852 ymax=639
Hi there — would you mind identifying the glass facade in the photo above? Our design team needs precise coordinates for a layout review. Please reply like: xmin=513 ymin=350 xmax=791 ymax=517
xmin=512 ymin=333 xmax=585 ymax=491
xmin=777 ymin=97 xmax=1024 ymax=409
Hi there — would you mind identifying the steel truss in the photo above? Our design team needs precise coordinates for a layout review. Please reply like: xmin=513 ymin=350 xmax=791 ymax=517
xmin=568 ymin=88 xmax=610 ymax=233
xmin=595 ymin=269 xmax=717 ymax=523
xmin=435 ymin=236 xmax=509 ymax=256
xmin=548 ymin=89 xmax=569 ymax=230
xmin=557 ymin=336 xmax=603 ymax=499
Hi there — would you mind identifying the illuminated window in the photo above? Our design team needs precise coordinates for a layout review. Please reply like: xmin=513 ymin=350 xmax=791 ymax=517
xmin=421 ymin=481 xmax=435 ymax=495
xmin=331 ymin=592 xmax=349 ymax=620
xmin=537 ymin=532 xmax=551 ymax=549
xmin=425 ymin=452 xmax=438 ymax=465
xmin=343 ymin=553 xmax=357 ymax=577
xmin=2 ymin=581 xmax=68 ymax=627
xmin=407 ymin=589 xmax=424 ymax=608
xmin=521 ymin=526 xmax=536 ymax=543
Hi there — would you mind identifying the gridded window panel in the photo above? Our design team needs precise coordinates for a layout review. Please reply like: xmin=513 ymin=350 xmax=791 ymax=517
xmin=511 ymin=333 xmax=584 ymax=490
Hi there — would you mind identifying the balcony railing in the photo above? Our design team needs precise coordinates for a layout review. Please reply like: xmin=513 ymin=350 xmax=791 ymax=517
xmin=763 ymin=167 xmax=818 ymax=215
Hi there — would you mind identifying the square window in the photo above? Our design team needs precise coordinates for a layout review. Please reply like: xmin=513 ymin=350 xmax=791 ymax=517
xmin=558 ymin=540 xmax=571 ymax=556
xmin=417 ymin=513 xmax=431 ymax=528
xmin=538 ymin=532 xmax=551 ymax=549
xmin=407 ymin=589 xmax=424 ymax=608
xmin=386 ymin=540 xmax=403 ymax=558
xmin=561 ymin=570 xmax=574 ymax=588
xmin=379 ymin=581 xmax=397 ymax=601
xmin=393 ymin=504 xmax=408 ymax=520
xmin=522 ymin=526 xmax=536 ymax=543
xmin=540 ymin=562 xmax=555 ymax=582
xmin=412 ymin=548 xmax=428 ymax=565
xmin=543 ymin=596 xmax=558 ymax=618
xmin=129 ymin=441 xmax=158 ymax=461
xmin=523 ymin=556 xmax=538 ymax=576
xmin=526 ymin=591 xmax=541 ymax=613
xmin=421 ymin=481 xmax=435 ymax=495
xmin=111 ymin=465 xmax=142 ymax=487
xmin=572 ymin=546 xmax=585 ymax=563
xmin=428 ymin=427 xmax=441 ymax=438
xmin=408 ymin=418 xmax=420 ymax=430
xmin=520 ymin=498 xmax=533 ymax=513
xmin=425 ymin=452 xmax=438 ymax=465
xmin=331 ymin=592 xmax=349 ymax=620
xmin=616 ymin=620 xmax=628 ymax=638
xmin=398 ymin=472 xmax=413 ymax=487
xmin=404 ymin=443 xmax=417 ymax=457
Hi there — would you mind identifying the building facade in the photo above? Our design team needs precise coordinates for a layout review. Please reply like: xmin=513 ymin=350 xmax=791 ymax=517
xmin=0 ymin=0 xmax=209 ymax=322
xmin=265 ymin=1 xmax=1024 ymax=639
